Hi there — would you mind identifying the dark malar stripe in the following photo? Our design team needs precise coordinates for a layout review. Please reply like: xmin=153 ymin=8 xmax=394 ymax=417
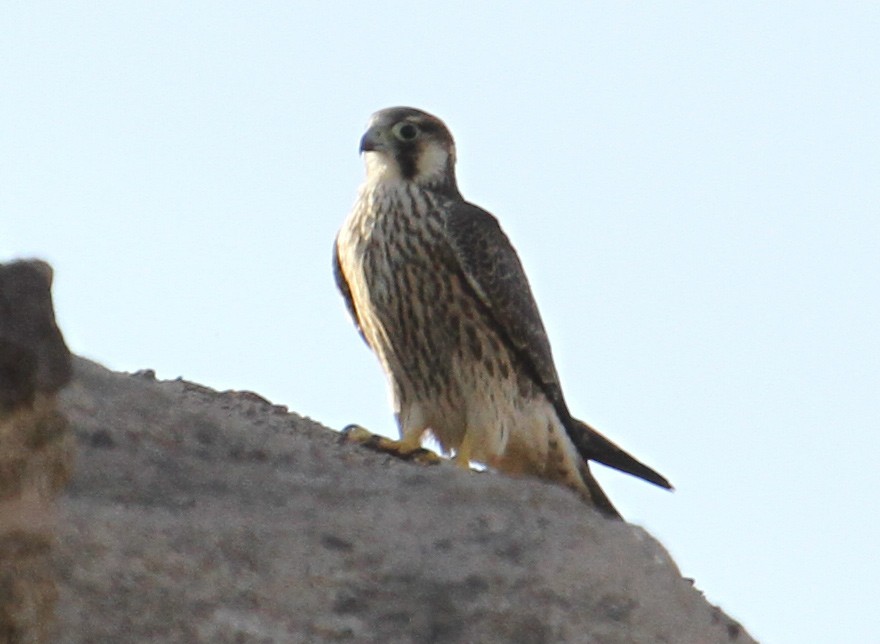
xmin=396 ymin=146 xmax=418 ymax=180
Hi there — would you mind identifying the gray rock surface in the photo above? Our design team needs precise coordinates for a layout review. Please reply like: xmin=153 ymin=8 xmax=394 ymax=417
xmin=54 ymin=357 xmax=754 ymax=643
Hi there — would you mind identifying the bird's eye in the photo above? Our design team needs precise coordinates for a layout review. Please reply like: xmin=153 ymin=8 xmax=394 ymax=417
xmin=393 ymin=122 xmax=420 ymax=142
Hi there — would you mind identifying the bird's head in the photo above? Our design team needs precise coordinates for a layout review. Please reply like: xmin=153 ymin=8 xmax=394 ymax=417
xmin=359 ymin=107 xmax=459 ymax=193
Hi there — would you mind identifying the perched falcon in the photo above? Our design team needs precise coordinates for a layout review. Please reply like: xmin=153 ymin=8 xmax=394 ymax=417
xmin=334 ymin=107 xmax=671 ymax=518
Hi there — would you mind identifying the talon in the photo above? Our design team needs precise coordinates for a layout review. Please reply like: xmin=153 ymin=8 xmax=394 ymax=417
xmin=402 ymin=447 xmax=442 ymax=466
xmin=340 ymin=423 xmax=441 ymax=465
xmin=340 ymin=424 xmax=375 ymax=443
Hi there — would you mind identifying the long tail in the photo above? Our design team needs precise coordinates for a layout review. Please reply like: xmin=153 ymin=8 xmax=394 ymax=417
xmin=577 ymin=461 xmax=623 ymax=519
xmin=566 ymin=418 xmax=673 ymax=490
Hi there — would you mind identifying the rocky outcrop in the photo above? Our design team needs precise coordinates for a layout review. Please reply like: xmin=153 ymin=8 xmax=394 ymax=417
xmin=55 ymin=358 xmax=753 ymax=643
xmin=0 ymin=259 xmax=753 ymax=643
xmin=0 ymin=260 xmax=74 ymax=644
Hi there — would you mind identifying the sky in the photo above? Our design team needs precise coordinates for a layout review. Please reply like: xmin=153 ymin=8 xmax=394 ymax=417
xmin=2 ymin=3 xmax=879 ymax=641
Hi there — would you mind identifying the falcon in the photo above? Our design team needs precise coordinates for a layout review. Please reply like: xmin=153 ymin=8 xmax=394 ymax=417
xmin=334 ymin=107 xmax=671 ymax=518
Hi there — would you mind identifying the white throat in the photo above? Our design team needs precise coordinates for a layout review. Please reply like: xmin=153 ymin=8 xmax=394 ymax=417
xmin=364 ymin=151 xmax=402 ymax=183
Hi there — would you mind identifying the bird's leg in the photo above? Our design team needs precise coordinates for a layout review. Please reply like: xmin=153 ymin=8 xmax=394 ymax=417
xmin=340 ymin=424 xmax=441 ymax=465
xmin=452 ymin=433 xmax=476 ymax=470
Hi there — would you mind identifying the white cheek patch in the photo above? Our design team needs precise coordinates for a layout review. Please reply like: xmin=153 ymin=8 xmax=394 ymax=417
xmin=415 ymin=144 xmax=449 ymax=183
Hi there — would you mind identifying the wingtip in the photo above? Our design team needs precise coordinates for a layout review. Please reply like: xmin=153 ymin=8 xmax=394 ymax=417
xmin=636 ymin=467 xmax=673 ymax=491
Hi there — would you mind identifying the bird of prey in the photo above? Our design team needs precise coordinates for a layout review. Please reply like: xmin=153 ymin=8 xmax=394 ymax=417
xmin=334 ymin=107 xmax=671 ymax=519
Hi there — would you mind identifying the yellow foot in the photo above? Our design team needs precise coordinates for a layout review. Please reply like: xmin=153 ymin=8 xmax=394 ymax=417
xmin=340 ymin=424 xmax=442 ymax=465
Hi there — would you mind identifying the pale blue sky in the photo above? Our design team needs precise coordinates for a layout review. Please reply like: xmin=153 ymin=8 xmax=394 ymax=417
xmin=3 ymin=3 xmax=879 ymax=642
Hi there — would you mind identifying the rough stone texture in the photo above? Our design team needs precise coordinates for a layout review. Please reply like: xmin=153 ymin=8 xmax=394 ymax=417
xmin=54 ymin=357 xmax=754 ymax=643
xmin=0 ymin=260 xmax=74 ymax=644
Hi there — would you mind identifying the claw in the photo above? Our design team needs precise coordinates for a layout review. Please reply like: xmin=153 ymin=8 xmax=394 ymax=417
xmin=340 ymin=424 xmax=442 ymax=465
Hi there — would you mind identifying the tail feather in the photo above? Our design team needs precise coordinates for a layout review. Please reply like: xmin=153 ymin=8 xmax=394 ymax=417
xmin=566 ymin=418 xmax=673 ymax=490
xmin=578 ymin=461 xmax=623 ymax=520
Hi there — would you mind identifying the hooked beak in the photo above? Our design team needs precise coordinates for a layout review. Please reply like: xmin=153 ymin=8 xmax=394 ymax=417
xmin=359 ymin=125 xmax=386 ymax=153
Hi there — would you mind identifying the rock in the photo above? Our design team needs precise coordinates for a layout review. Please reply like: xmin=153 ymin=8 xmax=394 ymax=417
xmin=55 ymin=357 xmax=753 ymax=643
xmin=0 ymin=260 xmax=74 ymax=644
